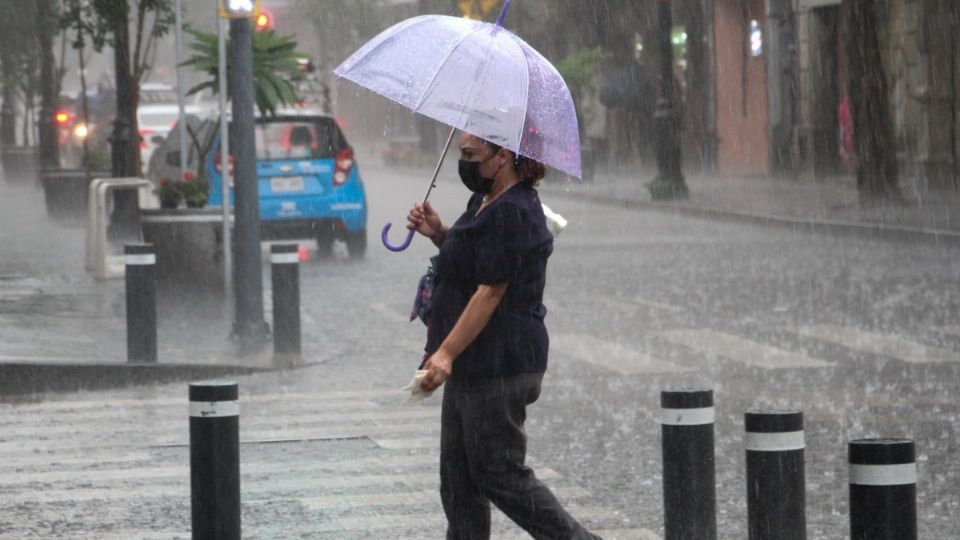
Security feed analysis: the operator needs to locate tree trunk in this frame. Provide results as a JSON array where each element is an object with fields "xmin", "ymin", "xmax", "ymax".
[
  {"xmin": 0, "ymin": 51, "xmax": 17, "ymax": 146},
  {"xmin": 37, "ymin": 0, "xmax": 60, "ymax": 168},
  {"xmin": 844, "ymin": 0, "xmax": 902, "ymax": 204},
  {"xmin": 111, "ymin": 0, "xmax": 139, "ymax": 178}
]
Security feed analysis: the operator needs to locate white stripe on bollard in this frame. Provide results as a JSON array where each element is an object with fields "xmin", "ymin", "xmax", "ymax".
[
  {"xmin": 660, "ymin": 407, "xmax": 715, "ymax": 426},
  {"xmin": 189, "ymin": 401, "xmax": 240, "ymax": 418},
  {"xmin": 125, "ymin": 254, "xmax": 157, "ymax": 265},
  {"xmin": 849, "ymin": 463, "xmax": 917, "ymax": 486},
  {"xmin": 745, "ymin": 430, "xmax": 805, "ymax": 452},
  {"xmin": 270, "ymin": 253, "xmax": 300, "ymax": 264}
]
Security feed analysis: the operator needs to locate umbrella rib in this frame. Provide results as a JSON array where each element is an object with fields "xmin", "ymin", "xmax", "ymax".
[
  {"xmin": 515, "ymin": 40, "xmax": 532, "ymax": 159},
  {"xmin": 412, "ymin": 23, "xmax": 492, "ymax": 115}
]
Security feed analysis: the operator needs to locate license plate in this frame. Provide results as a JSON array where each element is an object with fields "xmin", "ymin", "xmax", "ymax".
[{"xmin": 271, "ymin": 176, "xmax": 304, "ymax": 192}]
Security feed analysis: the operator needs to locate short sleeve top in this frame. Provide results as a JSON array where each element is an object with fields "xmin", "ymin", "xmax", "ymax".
[{"xmin": 425, "ymin": 183, "xmax": 553, "ymax": 379}]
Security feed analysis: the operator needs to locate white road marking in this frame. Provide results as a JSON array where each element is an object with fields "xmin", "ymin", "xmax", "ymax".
[
  {"xmin": 796, "ymin": 325, "xmax": 960, "ymax": 364},
  {"xmin": 657, "ymin": 329, "xmax": 833, "ymax": 369},
  {"xmin": 936, "ymin": 325, "xmax": 960, "ymax": 338},
  {"xmin": 370, "ymin": 301, "xmax": 411, "ymax": 323},
  {"xmin": 551, "ymin": 333, "xmax": 685, "ymax": 374}
]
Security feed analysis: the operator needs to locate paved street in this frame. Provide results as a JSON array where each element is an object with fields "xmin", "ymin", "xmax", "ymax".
[{"xmin": 1, "ymin": 157, "xmax": 959, "ymax": 537}]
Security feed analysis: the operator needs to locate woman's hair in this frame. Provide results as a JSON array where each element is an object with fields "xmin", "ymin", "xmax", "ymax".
[{"xmin": 483, "ymin": 141, "xmax": 547, "ymax": 188}]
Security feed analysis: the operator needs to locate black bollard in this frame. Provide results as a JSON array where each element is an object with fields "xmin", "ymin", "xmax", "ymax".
[
  {"xmin": 125, "ymin": 243, "xmax": 157, "ymax": 363},
  {"xmin": 849, "ymin": 438, "xmax": 917, "ymax": 540},
  {"xmin": 270, "ymin": 244, "xmax": 301, "ymax": 357},
  {"xmin": 745, "ymin": 410, "xmax": 806, "ymax": 540},
  {"xmin": 661, "ymin": 388, "xmax": 716, "ymax": 540},
  {"xmin": 190, "ymin": 381, "xmax": 241, "ymax": 540}
]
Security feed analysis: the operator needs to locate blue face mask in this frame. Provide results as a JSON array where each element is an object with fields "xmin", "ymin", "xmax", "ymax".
[{"xmin": 458, "ymin": 152, "xmax": 499, "ymax": 194}]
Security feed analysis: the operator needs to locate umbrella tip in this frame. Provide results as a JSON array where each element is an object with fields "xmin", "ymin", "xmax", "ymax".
[{"xmin": 495, "ymin": 0, "xmax": 511, "ymax": 27}]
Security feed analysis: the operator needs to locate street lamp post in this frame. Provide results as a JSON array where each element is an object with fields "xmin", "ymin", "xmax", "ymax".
[
  {"xmin": 648, "ymin": 0, "xmax": 689, "ymax": 200},
  {"xmin": 225, "ymin": 0, "xmax": 268, "ymax": 352}
]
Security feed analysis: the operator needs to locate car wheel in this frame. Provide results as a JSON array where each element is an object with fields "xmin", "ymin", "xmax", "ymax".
[
  {"xmin": 346, "ymin": 230, "xmax": 367, "ymax": 259},
  {"xmin": 316, "ymin": 233, "xmax": 335, "ymax": 259}
]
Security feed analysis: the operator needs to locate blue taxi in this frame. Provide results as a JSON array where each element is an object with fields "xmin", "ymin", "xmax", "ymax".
[{"xmin": 205, "ymin": 110, "xmax": 368, "ymax": 257}]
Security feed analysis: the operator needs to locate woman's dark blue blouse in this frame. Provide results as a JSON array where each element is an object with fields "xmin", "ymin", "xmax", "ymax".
[{"xmin": 425, "ymin": 183, "xmax": 553, "ymax": 379}]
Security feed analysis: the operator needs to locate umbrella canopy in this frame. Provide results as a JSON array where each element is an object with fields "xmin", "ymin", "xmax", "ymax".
[{"xmin": 334, "ymin": 13, "xmax": 581, "ymax": 178}]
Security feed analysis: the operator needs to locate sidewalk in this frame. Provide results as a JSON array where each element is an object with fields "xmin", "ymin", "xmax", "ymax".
[{"xmin": 541, "ymin": 167, "xmax": 960, "ymax": 245}]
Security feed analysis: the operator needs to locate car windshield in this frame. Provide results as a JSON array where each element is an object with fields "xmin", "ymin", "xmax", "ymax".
[{"xmin": 254, "ymin": 119, "xmax": 342, "ymax": 160}]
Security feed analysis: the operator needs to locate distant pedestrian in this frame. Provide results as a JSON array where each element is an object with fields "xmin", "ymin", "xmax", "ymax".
[{"xmin": 406, "ymin": 132, "xmax": 602, "ymax": 540}]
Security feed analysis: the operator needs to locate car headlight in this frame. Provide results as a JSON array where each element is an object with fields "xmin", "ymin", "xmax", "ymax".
[{"xmin": 73, "ymin": 124, "xmax": 89, "ymax": 140}]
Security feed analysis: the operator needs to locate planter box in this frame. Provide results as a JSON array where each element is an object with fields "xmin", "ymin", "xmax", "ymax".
[
  {"xmin": 40, "ymin": 168, "xmax": 111, "ymax": 224},
  {"xmin": 140, "ymin": 208, "xmax": 230, "ymax": 297},
  {"xmin": 1, "ymin": 146, "xmax": 37, "ymax": 184}
]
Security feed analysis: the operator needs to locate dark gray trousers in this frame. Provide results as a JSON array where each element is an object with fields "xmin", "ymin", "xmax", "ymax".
[{"xmin": 440, "ymin": 372, "xmax": 602, "ymax": 540}]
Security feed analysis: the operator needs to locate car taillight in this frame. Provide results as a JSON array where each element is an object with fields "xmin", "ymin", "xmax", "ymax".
[
  {"xmin": 333, "ymin": 148, "xmax": 353, "ymax": 186},
  {"xmin": 213, "ymin": 154, "xmax": 233, "ymax": 177},
  {"xmin": 139, "ymin": 129, "xmax": 153, "ymax": 149}
]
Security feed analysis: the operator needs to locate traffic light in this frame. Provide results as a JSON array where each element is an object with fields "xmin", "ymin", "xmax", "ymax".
[
  {"xmin": 219, "ymin": 0, "xmax": 261, "ymax": 18},
  {"xmin": 457, "ymin": 0, "xmax": 498, "ymax": 20},
  {"xmin": 254, "ymin": 10, "xmax": 272, "ymax": 31}
]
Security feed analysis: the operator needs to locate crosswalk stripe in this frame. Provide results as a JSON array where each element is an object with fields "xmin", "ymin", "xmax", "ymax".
[
  {"xmin": 0, "ymin": 452, "xmax": 446, "ymax": 486},
  {"xmin": 370, "ymin": 300, "xmax": 411, "ymax": 323},
  {"xmin": 0, "ymin": 467, "xmax": 566, "ymax": 505},
  {"xmin": 0, "ymin": 389, "xmax": 405, "ymax": 414},
  {"xmin": 936, "ymin": 325, "xmax": 960, "ymax": 338},
  {"xmin": 301, "ymin": 485, "xmax": 591, "ymax": 511},
  {"xmin": 657, "ymin": 329, "xmax": 833, "ymax": 369},
  {"xmin": 796, "ymin": 325, "xmax": 960, "ymax": 364},
  {"xmin": 0, "ymin": 407, "xmax": 440, "ymax": 439},
  {"xmin": 0, "ymin": 384, "xmax": 643, "ymax": 538},
  {"xmin": 453, "ymin": 529, "xmax": 662, "ymax": 540},
  {"xmin": 374, "ymin": 436, "xmax": 438, "ymax": 449},
  {"xmin": 551, "ymin": 333, "xmax": 685, "ymax": 374},
  {"xmin": 214, "ymin": 505, "xmax": 628, "ymax": 538},
  {"xmin": 0, "ymin": 422, "xmax": 440, "ymax": 453}
]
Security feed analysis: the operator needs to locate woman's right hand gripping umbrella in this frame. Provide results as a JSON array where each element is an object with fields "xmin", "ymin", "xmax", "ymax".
[{"xmin": 406, "ymin": 200, "xmax": 447, "ymax": 249}]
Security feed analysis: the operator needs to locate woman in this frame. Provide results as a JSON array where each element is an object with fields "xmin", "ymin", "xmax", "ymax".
[{"xmin": 407, "ymin": 133, "xmax": 601, "ymax": 540}]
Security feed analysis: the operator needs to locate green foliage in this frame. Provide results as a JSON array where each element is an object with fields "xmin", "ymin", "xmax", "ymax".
[
  {"xmin": 62, "ymin": 0, "xmax": 175, "ymax": 82},
  {"xmin": 82, "ymin": 141, "xmax": 111, "ymax": 171},
  {"xmin": 556, "ymin": 47, "xmax": 608, "ymax": 99},
  {"xmin": 158, "ymin": 172, "xmax": 209, "ymax": 208},
  {"xmin": 182, "ymin": 27, "xmax": 310, "ymax": 117}
]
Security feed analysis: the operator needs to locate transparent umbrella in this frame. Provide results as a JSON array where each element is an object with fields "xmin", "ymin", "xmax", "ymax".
[{"xmin": 333, "ymin": 0, "xmax": 580, "ymax": 251}]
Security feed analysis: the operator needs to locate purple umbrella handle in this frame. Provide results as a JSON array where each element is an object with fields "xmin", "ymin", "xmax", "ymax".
[
  {"xmin": 495, "ymin": 0, "xmax": 511, "ymax": 26},
  {"xmin": 382, "ymin": 222, "xmax": 416, "ymax": 252}
]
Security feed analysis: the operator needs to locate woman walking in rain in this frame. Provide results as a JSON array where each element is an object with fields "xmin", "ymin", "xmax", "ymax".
[{"xmin": 407, "ymin": 132, "xmax": 603, "ymax": 540}]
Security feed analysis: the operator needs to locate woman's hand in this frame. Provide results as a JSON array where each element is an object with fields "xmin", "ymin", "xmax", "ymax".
[
  {"xmin": 406, "ymin": 200, "xmax": 442, "ymax": 241},
  {"xmin": 420, "ymin": 350, "xmax": 453, "ymax": 392}
]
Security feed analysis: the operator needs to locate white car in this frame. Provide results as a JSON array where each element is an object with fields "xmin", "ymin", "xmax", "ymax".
[{"xmin": 137, "ymin": 83, "xmax": 213, "ymax": 173}]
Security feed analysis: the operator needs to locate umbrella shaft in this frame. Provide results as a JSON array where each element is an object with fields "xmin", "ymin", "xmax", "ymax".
[{"xmin": 422, "ymin": 126, "xmax": 458, "ymax": 203}]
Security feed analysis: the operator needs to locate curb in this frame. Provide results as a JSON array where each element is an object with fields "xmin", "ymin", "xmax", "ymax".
[
  {"xmin": 0, "ymin": 362, "xmax": 274, "ymax": 399},
  {"xmin": 550, "ymin": 189, "xmax": 960, "ymax": 248}
]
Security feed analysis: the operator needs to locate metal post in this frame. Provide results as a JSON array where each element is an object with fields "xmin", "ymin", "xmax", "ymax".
[
  {"xmin": 849, "ymin": 438, "xmax": 917, "ymax": 540},
  {"xmin": 218, "ymin": 16, "xmax": 233, "ymax": 299},
  {"xmin": 661, "ymin": 388, "xmax": 716, "ymax": 540},
  {"xmin": 230, "ymin": 16, "xmax": 268, "ymax": 351},
  {"xmin": 270, "ymin": 244, "xmax": 301, "ymax": 358},
  {"xmin": 174, "ymin": 0, "xmax": 188, "ymax": 179},
  {"xmin": 650, "ymin": 0, "xmax": 688, "ymax": 200},
  {"xmin": 189, "ymin": 381, "xmax": 241, "ymax": 540},
  {"xmin": 745, "ymin": 410, "xmax": 806, "ymax": 540},
  {"xmin": 125, "ymin": 244, "xmax": 157, "ymax": 364}
]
